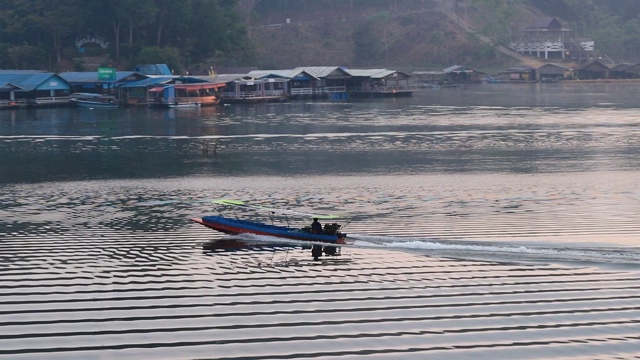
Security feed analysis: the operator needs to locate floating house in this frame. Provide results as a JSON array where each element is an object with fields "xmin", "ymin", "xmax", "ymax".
[
  {"xmin": 59, "ymin": 71, "xmax": 148, "ymax": 96},
  {"xmin": 147, "ymin": 82, "xmax": 225, "ymax": 107},
  {"xmin": 222, "ymin": 77, "xmax": 289, "ymax": 103},
  {"xmin": 443, "ymin": 65, "xmax": 486, "ymax": 83},
  {"xmin": 243, "ymin": 67, "xmax": 349, "ymax": 100},
  {"xmin": 291, "ymin": 66, "xmax": 352, "ymax": 100},
  {"xmin": 410, "ymin": 70, "xmax": 448, "ymax": 87},
  {"xmin": 537, "ymin": 63, "xmax": 572, "ymax": 82},
  {"xmin": 0, "ymin": 70, "xmax": 71, "ymax": 108},
  {"xmin": 501, "ymin": 65, "xmax": 537, "ymax": 81},
  {"xmin": 608, "ymin": 63, "xmax": 640, "ymax": 79},
  {"xmin": 575, "ymin": 59, "xmax": 610, "ymax": 79},
  {"xmin": 346, "ymin": 69, "xmax": 412, "ymax": 97},
  {"xmin": 119, "ymin": 75, "xmax": 210, "ymax": 106}
]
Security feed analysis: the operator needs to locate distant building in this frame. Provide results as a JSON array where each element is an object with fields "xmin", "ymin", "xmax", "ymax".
[
  {"xmin": 511, "ymin": 17, "xmax": 573, "ymax": 60},
  {"xmin": 510, "ymin": 16, "xmax": 599, "ymax": 63}
]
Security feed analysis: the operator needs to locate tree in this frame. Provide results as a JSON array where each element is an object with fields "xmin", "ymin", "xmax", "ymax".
[
  {"xmin": 0, "ymin": 0, "xmax": 87, "ymax": 64},
  {"xmin": 353, "ymin": 12, "xmax": 389, "ymax": 66},
  {"xmin": 8, "ymin": 45, "xmax": 47, "ymax": 69},
  {"xmin": 107, "ymin": 0, "xmax": 158, "ymax": 62},
  {"xmin": 153, "ymin": 0, "xmax": 193, "ymax": 47}
]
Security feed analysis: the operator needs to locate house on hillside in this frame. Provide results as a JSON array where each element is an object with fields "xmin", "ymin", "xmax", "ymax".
[
  {"xmin": 0, "ymin": 70, "xmax": 71, "ymax": 108},
  {"xmin": 511, "ymin": 17, "xmax": 574, "ymax": 60}
]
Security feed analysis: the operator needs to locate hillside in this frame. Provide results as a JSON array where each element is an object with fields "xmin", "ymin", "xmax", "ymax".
[{"xmin": 248, "ymin": 0, "xmax": 554, "ymax": 71}]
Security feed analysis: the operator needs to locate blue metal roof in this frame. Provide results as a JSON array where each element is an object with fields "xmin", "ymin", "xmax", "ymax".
[
  {"xmin": 133, "ymin": 64, "xmax": 172, "ymax": 75},
  {"xmin": 120, "ymin": 76, "xmax": 175, "ymax": 88},
  {"xmin": 0, "ymin": 82, "xmax": 22, "ymax": 90},
  {"xmin": 120, "ymin": 75, "xmax": 210, "ymax": 88},
  {"xmin": 58, "ymin": 71, "xmax": 143, "ymax": 83},
  {"xmin": 0, "ymin": 72, "xmax": 70, "ymax": 91}
]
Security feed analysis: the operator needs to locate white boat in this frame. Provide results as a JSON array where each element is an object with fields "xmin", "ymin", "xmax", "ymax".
[
  {"xmin": 168, "ymin": 102, "xmax": 201, "ymax": 108},
  {"xmin": 70, "ymin": 93, "xmax": 119, "ymax": 108}
]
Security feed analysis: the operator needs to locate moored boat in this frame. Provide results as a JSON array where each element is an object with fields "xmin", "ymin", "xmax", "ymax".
[
  {"xmin": 70, "ymin": 93, "xmax": 119, "ymax": 108},
  {"xmin": 148, "ymin": 83, "xmax": 223, "ymax": 108}
]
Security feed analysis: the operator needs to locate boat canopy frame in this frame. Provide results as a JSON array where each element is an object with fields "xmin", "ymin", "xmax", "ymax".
[{"xmin": 210, "ymin": 199, "xmax": 352, "ymax": 230}]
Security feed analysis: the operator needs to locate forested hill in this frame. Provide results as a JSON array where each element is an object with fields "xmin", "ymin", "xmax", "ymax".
[
  {"xmin": 0, "ymin": 0, "xmax": 638, "ymax": 72},
  {"xmin": 248, "ymin": 0, "xmax": 640, "ymax": 70}
]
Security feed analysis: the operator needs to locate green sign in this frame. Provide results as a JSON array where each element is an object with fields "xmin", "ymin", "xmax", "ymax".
[{"xmin": 98, "ymin": 67, "xmax": 116, "ymax": 81}]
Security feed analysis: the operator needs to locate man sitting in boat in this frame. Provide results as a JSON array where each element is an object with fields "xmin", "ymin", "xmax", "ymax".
[{"xmin": 311, "ymin": 218, "xmax": 323, "ymax": 234}]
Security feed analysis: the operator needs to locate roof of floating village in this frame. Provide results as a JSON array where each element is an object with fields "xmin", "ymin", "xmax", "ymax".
[
  {"xmin": 133, "ymin": 64, "xmax": 173, "ymax": 76},
  {"xmin": 245, "ymin": 67, "xmax": 410, "ymax": 80},
  {"xmin": 120, "ymin": 75, "xmax": 210, "ymax": 88},
  {"xmin": 0, "ymin": 70, "xmax": 70, "ymax": 91},
  {"xmin": 247, "ymin": 69, "xmax": 320, "ymax": 80},
  {"xmin": 59, "ymin": 71, "xmax": 146, "ymax": 84},
  {"xmin": 345, "ymin": 69, "xmax": 411, "ymax": 79}
]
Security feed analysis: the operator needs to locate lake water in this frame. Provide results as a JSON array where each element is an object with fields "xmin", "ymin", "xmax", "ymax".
[{"xmin": 2, "ymin": 82, "xmax": 640, "ymax": 359}]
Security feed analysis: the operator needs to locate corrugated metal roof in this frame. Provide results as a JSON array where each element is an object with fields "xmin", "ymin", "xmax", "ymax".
[
  {"xmin": 134, "ymin": 64, "xmax": 172, "ymax": 75},
  {"xmin": 247, "ymin": 69, "xmax": 292, "ymax": 78},
  {"xmin": 576, "ymin": 59, "xmax": 610, "ymax": 71},
  {"xmin": 208, "ymin": 74, "xmax": 249, "ymax": 84},
  {"xmin": 293, "ymin": 66, "xmax": 349, "ymax": 79},
  {"xmin": 524, "ymin": 16, "xmax": 570, "ymax": 32},
  {"xmin": 0, "ymin": 70, "xmax": 46, "ymax": 74},
  {"xmin": 120, "ymin": 75, "xmax": 209, "ymax": 88},
  {"xmin": 505, "ymin": 65, "xmax": 536, "ymax": 72},
  {"xmin": 59, "ymin": 71, "xmax": 142, "ymax": 83},
  {"xmin": 0, "ymin": 82, "xmax": 22, "ymax": 90},
  {"xmin": 120, "ymin": 76, "xmax": 175, "ymax": 88},
  {"xmin": 346, "ymin": 69, "xmax": 395, "ymax": 78},
  {"xmin": 443, "ymin": 65, "xmax": 474, "ymax": 73},
  {"xmin": 537, "ymin": 63, "xmax": 570, "ymax": 70},
  {"xmin": 0, "ymin": 72, "xmax": 69, "ymax": 91}
]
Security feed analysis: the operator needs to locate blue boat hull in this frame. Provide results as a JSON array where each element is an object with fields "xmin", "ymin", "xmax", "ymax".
[{"xmin": 191, "ymin": 216, "xmax": 347, "ymax": 244}]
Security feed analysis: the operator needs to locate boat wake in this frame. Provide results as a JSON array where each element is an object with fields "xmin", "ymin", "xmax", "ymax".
[
  {"xmin": 349, "ymin": 234, "xmax": 640, "ymax": 268},
  {"xmin": 213, "ymin": 232, "xmax": 640, "ymax": 268}
]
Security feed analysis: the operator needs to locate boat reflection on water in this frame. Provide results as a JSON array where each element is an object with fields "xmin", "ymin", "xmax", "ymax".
[
  {"xmin": 201, "ymin": 238, "xmax": 305, "ymax": 253},
  {"xmin": 201, "ymin": 238, "xmax": 353, "ymax": 267}
]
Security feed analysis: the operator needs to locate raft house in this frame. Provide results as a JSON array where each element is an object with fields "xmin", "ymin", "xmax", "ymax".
[
  {"xmin": 346, "ymin": 69, "xmax": 412, "ymax": 97},
  {"xmin": 58, "ymin": 70, "xmax": 148, "ymax": 101},
  {"xmin": 0, "ymin": 70, "xmax": 71, "ymax": 109}
]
